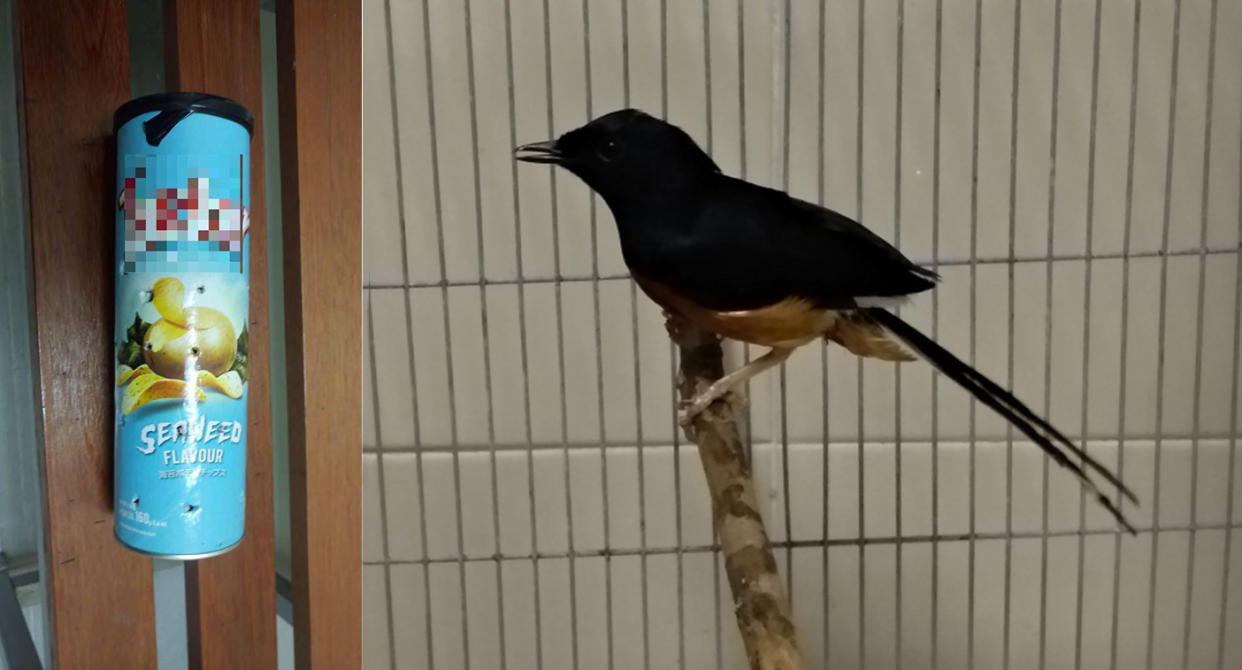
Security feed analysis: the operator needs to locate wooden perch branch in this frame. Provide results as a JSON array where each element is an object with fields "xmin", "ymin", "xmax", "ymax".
[{"xmin": 667, "ymin": 316, "xmax": 806, "ymax": 670}]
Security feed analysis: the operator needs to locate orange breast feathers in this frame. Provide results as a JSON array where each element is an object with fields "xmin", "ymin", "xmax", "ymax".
[{"xmin": 633, "ymin": 276, "xmax": 913, "ymax": 361}]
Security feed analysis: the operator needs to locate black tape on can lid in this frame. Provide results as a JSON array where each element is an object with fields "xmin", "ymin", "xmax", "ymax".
[{"xmin": 113, "ymin": 92, "xmax": 254, "ymax": 147}]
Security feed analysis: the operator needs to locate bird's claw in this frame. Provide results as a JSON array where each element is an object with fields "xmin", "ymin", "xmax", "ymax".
[
  {"xmin": 677, "ymin": 391, "xmax": 747, "ymax": 427},
  {"xmin": 677, "ymin": 398, "xmax": 709, "ymax": 427}
]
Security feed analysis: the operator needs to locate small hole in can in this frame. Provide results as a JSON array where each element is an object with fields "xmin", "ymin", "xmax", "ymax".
[{"xmin": 184, "ymin": 504, "xmax": 198, "ymax": 514}]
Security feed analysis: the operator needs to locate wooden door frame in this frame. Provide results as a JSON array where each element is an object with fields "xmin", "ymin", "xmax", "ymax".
[
  {"xmin": 276, "ymin": 1, "xmax": 362, "ymax": 666},
  {"xmin": 15, "ymin": 1, "xmax": 157, "ymax": 667}
]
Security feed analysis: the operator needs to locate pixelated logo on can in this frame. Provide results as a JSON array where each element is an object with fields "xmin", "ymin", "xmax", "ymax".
[{"xmin": 113, "ymin": 93, "xmax": 253, "ymax": 559}]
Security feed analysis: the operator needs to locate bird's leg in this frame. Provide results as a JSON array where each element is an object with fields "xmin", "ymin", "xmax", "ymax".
[{"xmin": 679, "ymin": 346, "xmax": 794, "ymax": 425}]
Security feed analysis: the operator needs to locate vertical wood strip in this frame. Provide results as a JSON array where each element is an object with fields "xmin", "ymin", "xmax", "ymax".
[
  {"xmin": 276, "ymin": 0, "xmax": 362, "ymax": 667},
  {"xmin": 163, "ymin": 1, "xmax": 277, "ymax": 667},
  {"xmin": 15, "ymin": 1, "xmax": 158, "ymax": 668}
]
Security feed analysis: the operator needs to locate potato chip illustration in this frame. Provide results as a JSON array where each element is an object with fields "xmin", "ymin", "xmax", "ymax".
[
  {"xmin": 116, "ymin": 364, "xmax": 154, "ymax": 386},
  {"xmin": 197, "ymin": 369, "xmax": 244, "ymax": 399},
  {"xmin": 121, "ymin": 374, "xmax": 206, "ymax": 415},
  {"xmin": 145, "ymin": 319, "xmax": 191, "ymax": 353},
  {"xmin": 151, "ymin": 276, "xmax": 187, "ymax": 325},
  {"xmin": 121, "ymin": 373, "xmax": 162, "ymax": 408}
]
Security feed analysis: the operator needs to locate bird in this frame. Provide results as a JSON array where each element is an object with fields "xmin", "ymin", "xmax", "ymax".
[{"xmin": 515, "ymin": 108, "xmax": 1138, "ymax": 533}]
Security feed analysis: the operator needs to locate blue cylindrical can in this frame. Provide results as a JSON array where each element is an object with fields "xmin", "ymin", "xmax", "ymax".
[{"xmin": 112, "ymin": 93, "xmax": 254, "ymax": 559}]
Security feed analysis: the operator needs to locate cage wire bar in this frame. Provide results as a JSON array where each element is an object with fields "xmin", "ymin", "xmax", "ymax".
[{"xmin": 363, "ymin": 0, "xmax": 1242, "ymax": 668}]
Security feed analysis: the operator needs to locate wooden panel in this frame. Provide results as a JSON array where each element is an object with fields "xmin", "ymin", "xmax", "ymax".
[
  {"xmin": 15, "ymin": 1, "xmax": 158, "ymax": 668},
  {"xmin": 276, "ymin": 0, "xmax": 362, "ymax": 667},
  {"xmin": 163, "ymin": 1, "xmax": 278, "ymax": 668}
]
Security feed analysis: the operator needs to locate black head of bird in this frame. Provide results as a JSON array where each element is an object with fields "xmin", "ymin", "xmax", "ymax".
[{"xmin": 514, "ymin": 109, "xmax": 718, "ymax": 213}]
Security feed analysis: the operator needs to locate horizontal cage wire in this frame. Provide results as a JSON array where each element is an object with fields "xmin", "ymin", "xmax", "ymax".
[{"xmin": 362, "ymin": 0, "xmax": 1242, "ymax": 668}]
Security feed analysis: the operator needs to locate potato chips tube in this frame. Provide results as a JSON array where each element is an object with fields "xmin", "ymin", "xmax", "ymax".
[{"xmin": 113, "ymin": 93, "xmax": 253, "ymax": 559}]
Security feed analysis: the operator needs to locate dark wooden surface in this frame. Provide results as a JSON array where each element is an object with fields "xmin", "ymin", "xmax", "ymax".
[
  {"xmin": 16, "ymin": 1, "xmax": 158, "ymax": 668},
  {"xmin": 277, "ymin": 0, "xmax": 362, "ymax": 667},
  {"xmin": 164, "ymin": 1, "xmax": 278, "ymax": 667}
]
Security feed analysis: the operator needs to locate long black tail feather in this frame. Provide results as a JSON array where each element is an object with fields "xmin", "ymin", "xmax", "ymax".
[{"xmin": 865, "ymin": 307, "xmax": 1139, "ymax": 535}]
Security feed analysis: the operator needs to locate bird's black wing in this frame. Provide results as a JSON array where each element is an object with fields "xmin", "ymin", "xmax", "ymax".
[{"xmin": 634, "ymin": 175, "xmax": 937, "ymax": 312}]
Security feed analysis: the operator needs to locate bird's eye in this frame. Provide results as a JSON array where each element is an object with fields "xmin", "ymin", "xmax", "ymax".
[{"xmin": 597, "ymin": 139, "xmax": 622, "ymax": 162}]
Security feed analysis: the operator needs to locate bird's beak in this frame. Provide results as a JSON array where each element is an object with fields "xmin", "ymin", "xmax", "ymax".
[{"xmin": 514, "ymin": 140, "xmax": 562, "ymax": 164}]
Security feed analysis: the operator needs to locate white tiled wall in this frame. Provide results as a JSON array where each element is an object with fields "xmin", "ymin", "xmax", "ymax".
[{"xmin": 363, "ymin": 0, "xmax": 1242, "ymax": 667}]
